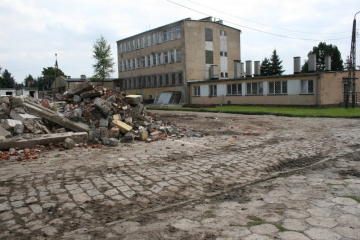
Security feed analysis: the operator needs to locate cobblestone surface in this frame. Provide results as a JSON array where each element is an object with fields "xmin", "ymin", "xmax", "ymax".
[{"xmin": 0, "ymin": 111, "xmax": 360, "ymax": 239}]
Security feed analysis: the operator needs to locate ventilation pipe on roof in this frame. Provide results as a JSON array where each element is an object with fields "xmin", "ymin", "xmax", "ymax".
[
  {"xmin": 325, "ymin": 55, "xmax": 331, "ymax": 71},
  {"xmin": 240, "ymin": 62, "xmax": 245, "ymax": 77},
  {"xmin": 234, "ymin": 60, "xmax": 241, "ymax": 78},
  {"xmin": 308, "ymin": 53, "xmax": 316, "ymax": 72},
  {"xmin": 294, "ymin": 56, "xmax": 301, "ymax": 74},
  {"xmin": 246, "ymin": 60, "xmax": 252, "ymax": 77},
  {"xmin": 254, "ymin": 61, "xmax": 260, "ymax": 76}
]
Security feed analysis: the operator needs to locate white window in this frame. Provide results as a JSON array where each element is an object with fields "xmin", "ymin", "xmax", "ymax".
[
  {"xmin": 158, "ymin": 74, "xmax": 163, "ymax": 86},
  {"xmin": 171, "ymin": 73, "xmax": 176, "ymax": 85},
  {"xmin": 301, "ymin": 80, "xmax": 314, "ymax": 94},
  {"xmin": 152, "ymin": 54, "xmax": 157, "ymax": 66},
  {"xmin": 157, "ymin": 32, "xmax": 162, "ymax": 44},
  {"xmin": 209, "ymin": 85, "xmax": 217, "ymax": 96},
  {"xmin": 141, "ymin": 57, "xmax": 145, "ymax": 68},
  {"xmin": 246, "ymin": 82, "xmax": 263, "ymax": 95},
  {"xmin": 152, "ymin": 33, "xmax": 156, "ymax": 45},
  {"xmin": 131, "ymin": 40, "xmax": 135, "ymax": 51},
  {"xmin": 164, "ymin": 51, "xmax": 168, "ymax": 63},
  {"xmin": 147, "ymin": 55, "xmax": 151, "ymax": 67},
  {"xmin": 227, "ymin": 83, "xmax": 242, "ymax": 95},
  {"xmin": 178, "ymin": 72, "xmax": 183, "ymax": 85},
  {"xmin": 269, "ymin": 81, "xmax": 287, "ymax": 94},
  {"xmin": 141, "ymin": 37, "xmax": 146, "ymax": 48},
  {"xmin": 147, "ymin": 35, "xmax": 151, "ymax": 46},
  {"xmin": 163, "ymin": 30, "xmax": 168, "ymax": 42},
  {"xmin": 193, "ymin": 86, "xmax": 200, "ymax": 96},
  {"xmin": 175, "ymin": 26, "xmax": 181, "ymax": 39},
  {"xmin": 169, "ymin": 28, "xmax": 175, "ymax": 40},
  {"xmin": 170, "ymin": 50, "xmax": 175, "ymax": 63},
  {"xmin": 176, "ymin": 49, "xmax": 181, "ymax": 62}
]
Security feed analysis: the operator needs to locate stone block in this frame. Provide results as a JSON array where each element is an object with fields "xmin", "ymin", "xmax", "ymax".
[
  {"xmin": 110, "ymin": 119, "xmax": 132, "ymax": 134},
  {"xmin": 102, "ymin": 137, "xmax": 110, "ymax": 145},
  {"xmin": 3, "ymin": 119, "xmax": 22, "ymax": 130},
  {"xmin": 14, "ymin": 124, "xmax": 24, "ymax": 134},
  {"xmin": 109, "ymin": 138, "xmax": 119, "ymax": 146},
  {"xmin": 123, "ymin": 133, "xmax": 134, "ymax": 143},
  {"xmin": 64, "ymin": 138, "xmax": 75, "ymax": 149},
  {"xmin": 99, "ymin": 118, "xmax": 108, "ymax": 127}
]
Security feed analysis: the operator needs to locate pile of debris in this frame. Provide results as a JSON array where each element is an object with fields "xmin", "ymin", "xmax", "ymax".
[{"xmin": 0, "ymin": 81, "xmax": 203, "ymax": 152}]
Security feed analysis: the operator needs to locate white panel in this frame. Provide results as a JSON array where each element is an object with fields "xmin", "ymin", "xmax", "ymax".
[
  {"xmin": 205, "ymin": 41, "xmax": 213, "ymax": 51},
  {"xmin": 205, "ymin": 64, "xmax": 211, "ymax": 79},
  {"xmin": 200, "ymin": 85, "xmax": 209, "ymax": 97},
  {"xmin": 288, "ymin": 80, "xmax": 301, "ymax": 95},
  {"xmin": 157, "ymin": 92, "xmax": 173, "ymax": 104},
  {"xmin": 220, "ymin": 35, "xmax": 227, "ymax": 51},
  {"xmin": 218, "ymin": 84, "xmax": 226, "ymax": 96},
  {"xmin": 221, "ymin": 57, "xmax": 227, "ymax": 73},
  {"xmin": 263, "ymin": 81, "xmax": 268, "ymax": 94}
]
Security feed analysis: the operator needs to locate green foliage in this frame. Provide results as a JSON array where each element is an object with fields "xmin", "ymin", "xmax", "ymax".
[
  {"xmin": 270, "ymin": 49, "xmax": 285, "ymax": 75},
  {"xmin": 92, "ymin": 35, "xmax": 115, "ymax": 85},
  {"xmin": 0, "ymin": 69, "xmax": 16, "ymax": 88},
  {"xmin": 24, "ymin": 74, "xmax": 36, "ymax": 87},
  {"xmin": 301, "ymin": 42, "xmax": 344, "ymax": 72},
  {"xmin": 342, "ymin": 195, "xmax": 360, "ymax": 203},
  {"xmin": 260, "ymin": 57, "xmax": 272, "ymax": 76},
  {"xmin": 147, "ymin": 105, "xmax": 360, "ymax": 118},
  {"xmin": 260, "ymin": 50, "xmax": 285, "ymax": 76}
]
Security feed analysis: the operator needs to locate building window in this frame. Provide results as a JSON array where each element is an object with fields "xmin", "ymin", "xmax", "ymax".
[
  {"xmin": 163, "ymin": 30, "xmax": 168, "ymax": 42},
  {"xmin": 158, "ymin": 75, "xmax": 163, "ymax": 86},
  {"xmin": 246, "ymin": 82, "xmax": 263, "ymax": 95},
  {"xmin": 269, "ymin": 81, "xmax": 287, "ymax": 95},
  {"xmin": 227, "ymin": 83, "xmax": 242, "ymax": 95},
  {"xmin": 152, "ymin": 54, "xmax": 157, "ymax": 66},
  {"xmin": 131, "ymin": 59, "xmax": 135, "ymax": 69},
  {"xmin": 193, "ymin": 86, "xmax": 200, "ymax": 96},
  {"xmin": 209, "ymin": 85, "xmax": 217, "ymax": 96},
  {"xmin": 220, "ymin": 51, "xmax": 223, "ymax": 56},
  {"xmin": 178, "ymin": 72, "xmax": 183, "ymax": 85},
  {"xmin": 152, "ymin": 34, "xmax": 156, "ymax": 45},
  {"xmin": 147, "ymin": 35, "xmax": 151, "ymax": 46},
  {"xmin": 225, "ymin": 72, "xmax": 228, "ymax": 77},
  {"xmin": 171, "ymin": 73, "xmax": 176, "ymax": 85},
  {"xmin": 170, "ymin": 50, "xmax": 175, "ymax": 63},
  {"xmin": 164, "ymin": 51, "xmax": 169, "ymax": 64},
  {"xmin": 146, "ymin": 76, "xmax": 151, "ymax": 87},
  {"xmin": 169, "ymin": 28, "xmax": 175, "ymax": 40},
  {"xmin": 205, "ymin": 28, "xmax": 213, "ymax": 41},
  {"xmin": 175, "ymin": 26, "xmax": 181, "ymax": 39},
  {"xmin": 141, "ymin": 37, "xmax": 146, "ymax": 48},
  {"xmin": 141, "ymin": 77, "xmax": 146, "ymax": 88},
  {"xmin": 147, "ymin": 55, "xmax": 151, "ymax": 67},
  {"xmin": 205, "ymin": 50, "xmax": 213, "ymax": 64},
  {"xmin": 221, "ymin": 72, "xmax": 224, "ymax": 78},
  {"xmin": 157, "ymin": 32, "xmax": 162, "ymax": 44},
  {"xmin": 176, "ymin": 49, "xmax": 181, "ymax": 62},
  {"xmin": 165, "ymin": 74, "xmax": 169, "ymax": 86},
  {"xmin": 301, "ymin": 80, "xmax": 314, "ymax": 94}
]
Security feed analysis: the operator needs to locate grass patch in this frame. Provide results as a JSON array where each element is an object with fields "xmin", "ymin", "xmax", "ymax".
[
  {"xmin": 204, "ymin": 210, "xmax": 213, "ymax": 215},
  {"xmin": 275, "ymin": 223, "xmax": 290, "ymax": 232},
  {"xmin": 245, "ymin": 217, "xmax": 265, "ymax": 227},
  {"xmin": 147, "ymin": 105, "xmax": 360, "ymax": 118},
  {"xmin": 342, "ymin": 195, "xmax": 360, "ymax": 203}
]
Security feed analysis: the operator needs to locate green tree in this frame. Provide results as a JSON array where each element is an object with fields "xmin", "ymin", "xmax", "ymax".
[
  {"xmin": 92, "ymin": 35, "xmax": 115, "ymax": 85},
  {"xmin": 41, "ymin": 67, "xmax": 66, "ymax": 90},
  {"xmin": 301, "ymin": 42, "xmax": 344, "ymax": 72},
  {"xmin": 1, "ymin": 69, "xmax": 16, "ymax": 88},
  {"xmin": 260, "ymin": 57, "xmax": 272, "ymax": 76},
  {"xmin": 0, "ymin": 67, "xmax": 3, "ymax": 87},
  {"xmin": 270, "ymin": 49, "xmax": 285, "ymax": 75},
  {"xmin": 24, "ymin": 74, "xmax": 36, "ymax": 87}
]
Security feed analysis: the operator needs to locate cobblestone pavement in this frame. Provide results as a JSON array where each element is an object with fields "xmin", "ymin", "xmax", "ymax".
[{"xmin": 0, "ymin": 111, "xmax": 359, "ymax": 239}]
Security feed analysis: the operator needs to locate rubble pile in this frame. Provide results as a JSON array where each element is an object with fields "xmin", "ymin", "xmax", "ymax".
[{"xmin": 0, "ymin": 81, "xmax": 203, "ymax": 152}]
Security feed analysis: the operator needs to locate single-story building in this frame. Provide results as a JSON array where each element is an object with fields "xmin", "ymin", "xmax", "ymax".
[
  {"xmin": 187, "ymin": 70, "xmax": 359, "ymax": 107},
  {"xmin": 0, "ymin": 88, "xmax": 39, "ymax": 99}
]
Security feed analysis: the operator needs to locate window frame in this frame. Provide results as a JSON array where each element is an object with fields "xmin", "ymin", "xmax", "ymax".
[
  {"xmin": 227, "ymin": 83, "xmax": 242, "ymax": 96},
  {"xmin": 209, "ymin": 84, "xmax": 217, "ymax": 96},
  {"xmin": 246, "ymin": 82, "xmax": 264, "ymax": 95},
  {"xmin": 300, "ymin": 80, "xmax": 314, "ymax": 94},
  {"xmin": 193, "ymin": 86, "xmax": 200, "ymax": 96},
  {"xmin": 268, "ymin": 81, "xmax": 288, "ymax": 95}
]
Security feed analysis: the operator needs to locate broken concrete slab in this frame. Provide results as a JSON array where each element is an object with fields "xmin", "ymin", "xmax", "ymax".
[
  {"xmin": 0, "ymin": 125, "xmax": 11, "ymax": 137},
  {"xmin": 3, "ymin": 119, "xmax": 22, "ymax": 130},
  {"xmin": 110, "ymin": 119, "xmax": 132, "ymax": 134},
  {"xmin": 64, "ymin": 81, "xmax": 94, "ymax": 97},
  {"xmin": 10, "ymin": 110, "xmax": 41, "ymax": 122},
  {"xmin": 0, "ymin": 132, "xmax": 88, "ymax": 150},
  {"xmin": 124, "ymin": 95, "xmax": 143, "ymax": 106},
  {"xmin": 11, "ymin": 96, "xmax": 90, "ymax": 133}
]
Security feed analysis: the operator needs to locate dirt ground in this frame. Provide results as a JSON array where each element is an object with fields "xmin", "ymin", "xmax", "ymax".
[{"xmin": 1, "ymin": 110, "xmax": 360, "ymax": 239}]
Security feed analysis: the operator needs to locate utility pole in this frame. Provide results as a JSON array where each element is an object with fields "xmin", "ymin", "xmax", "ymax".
[
  {"xmin": 55, "ymin": 53, "xmax": 58, "ymax": 97},
  {"xmin": 347, "ymin": 11, "xmax": 359, "ymax": 108}
]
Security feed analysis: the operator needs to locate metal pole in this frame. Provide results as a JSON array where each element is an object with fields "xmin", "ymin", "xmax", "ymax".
[{"xmin": 350, "ymin": 11, "xmax": 359, "ymax": 108}]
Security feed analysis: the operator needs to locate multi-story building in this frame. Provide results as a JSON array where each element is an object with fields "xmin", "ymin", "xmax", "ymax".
[{"xmin": 113, "ymin": 17, "xmax": 241, "ymax": 103}]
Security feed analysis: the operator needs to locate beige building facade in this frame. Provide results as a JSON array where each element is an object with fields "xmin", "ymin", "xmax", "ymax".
[
  {"xmin": 188, "ymin": 71, "xmax": 360, "ymax": 107},
  {"xmin": 114, "ymin": 17, "xmax": 241, "ymax": 103}
]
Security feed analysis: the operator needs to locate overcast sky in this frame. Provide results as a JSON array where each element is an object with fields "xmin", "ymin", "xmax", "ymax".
[{"xmin": 0, "ymin": 0, "xmax": 358, "ymax": 83}]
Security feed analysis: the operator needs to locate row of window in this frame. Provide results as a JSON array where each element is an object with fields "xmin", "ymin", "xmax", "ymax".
[
  {"xmin": 121, "ymin": 72, "xmax": 183, "ymax": 90},
  {"xmin": 119, "ymin": 26, "xmax": 181, "ymax": 54},
  {"xmin": 193, "ymin": 80, "xmax": 314, "ymax": 96},
  {"xmin": 120, "ymin": 49, "xmax": 181, "ymax": 72}
]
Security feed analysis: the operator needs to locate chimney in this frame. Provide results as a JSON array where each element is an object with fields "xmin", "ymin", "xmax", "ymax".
[
  {"xmin": 325, "ymin": 55, "xmax": 331, "ymax": 71},
  {"xmin": 234, "ymin": 60, "xmax": 241, "ymax": 78},
  {"xmin": 81, "ymin": 74, "xmax": 86, "ymax": 80},
  {"xmin": 246, "ymin": 60, "xmax": 253, "ymax": 77},
  {"xmin": 240, "ymin": 62, "xmax": 245, "ymax": 77},
  {"xmin": 254, "ymin": 61, "xmax": 260, "ymax": 76},
  {"xmin": 293, "ymin": 56, "xmax": 301, "ymax": 74},
  {"xmin": 308, "ymin": 53, "xmax": 316, "ymax": 72}
]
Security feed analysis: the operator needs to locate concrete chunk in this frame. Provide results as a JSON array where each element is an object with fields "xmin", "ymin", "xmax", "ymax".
[
  {"xmin": 108, "ymin": 138, "xmax": 119, "ymax": 146},
  {"xmin": 64, "ymin": 138, "xmax": 76, "ymax": 149},
  {"xmin": 0, "ymin": 132, "xmax": 88, "ymax": 150},
  {"xmin": 3, "ymin": 119, "xmax": 22, "ymax": 130},
  {"xmin": 0, "ymin": 125, "xmax": 11, "ymax": 137},
  {"xmin": 110, "ymin": 120, "xmax": 132, "ymax": 134}
]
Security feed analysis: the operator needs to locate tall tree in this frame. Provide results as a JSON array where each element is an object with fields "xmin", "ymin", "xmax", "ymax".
[
  {"xmin": 41, "ymin": 67, "xmax": 66, "ymax": 90},
  {"xmin": 260, "ymin": 57, "xmax": 272, "ymax": 76},
  {"xmin": 92, "ymin": 35, "xmax": 115, "ymax": 85},
  {"xmin": 24, "ymin": 74, "xmax": 36, "ymax": 87},
  {"xmin": 1, "ymin": 69, "xmax": 16, "ymax": 88},
  {"xmin": 301, "ymin": 42, "xmax": 344, "ymax": 72},
  {"xmin": 0, "ymin": 67, "xmax": 3, "ymax": 87},
  {"xmin": 270, "ymin": 49, "xmax": 285, "ymax": 75}
]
